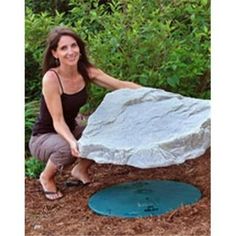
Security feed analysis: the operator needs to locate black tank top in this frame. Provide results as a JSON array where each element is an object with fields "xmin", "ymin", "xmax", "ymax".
[{"xmin": 32, "ymin": 70, "xmax": 88, "ymax": 135}]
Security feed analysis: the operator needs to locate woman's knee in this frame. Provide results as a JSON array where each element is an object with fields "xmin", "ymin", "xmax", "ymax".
[
  {"xmin": 50, "ymin": 148, "xmax": 76, "ymax": 168},
  {"xmin": 28, "ymin": 133, "xmax": 77, "ymax": 168}
]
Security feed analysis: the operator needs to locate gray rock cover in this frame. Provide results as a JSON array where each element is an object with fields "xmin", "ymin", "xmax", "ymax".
[{"xmin": 78, "ymin": 88, "xmax": 210, "ymax": 168}]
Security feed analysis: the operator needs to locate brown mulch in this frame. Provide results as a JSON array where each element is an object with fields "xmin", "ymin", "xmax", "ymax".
[{"xmin": 25, "ymin": 149, "xmax": 210, "ymax": 236}]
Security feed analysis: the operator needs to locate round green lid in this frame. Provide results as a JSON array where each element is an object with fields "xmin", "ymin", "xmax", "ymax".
[{"xmin": 88, "ymin": 180, "xmax": 201, "ymax": 218}]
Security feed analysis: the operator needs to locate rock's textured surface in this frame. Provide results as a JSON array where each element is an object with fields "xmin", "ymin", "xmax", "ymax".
[{"xmin": 78, "ymin": 88, "xmax": 210, "ymax": 168}]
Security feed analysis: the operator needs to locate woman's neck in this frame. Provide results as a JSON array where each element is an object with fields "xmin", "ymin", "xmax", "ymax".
[{"xmin": 58, "ymin": 65, "xmax": 78, "ymax": 80}]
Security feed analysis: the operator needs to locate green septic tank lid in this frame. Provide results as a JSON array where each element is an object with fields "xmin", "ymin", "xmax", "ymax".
[{"xmin": 88, "ymin": 180, "xmax": 201, "ymax": 218}]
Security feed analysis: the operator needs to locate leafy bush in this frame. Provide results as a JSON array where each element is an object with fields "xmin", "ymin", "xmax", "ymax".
[
  {"xmin": 85, "ymin": 0, "xmax": 210, "ymax": 100},
  {"xmin": 25, "ymin": 157, "xmax": 45, "ymax": 178},
  {"xmin": 26, "ymin": 0, "xmax": 210, "ymax": 106},
  {"xmin": 25, "ymin": 100, "xmax": 40, "ymax": 158},
  {"xmin": 25, "ymin": 7, "xmax": 66, "ymax": 101},
  {"xmin": 25, "ymin": 0, "xmax": 71, "ymax": 15}
]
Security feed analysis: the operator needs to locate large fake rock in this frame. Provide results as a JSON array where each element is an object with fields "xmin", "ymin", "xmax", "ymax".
[{"xmin": 78, "ymin": 88, "xmax": 210, "ymax": 168}]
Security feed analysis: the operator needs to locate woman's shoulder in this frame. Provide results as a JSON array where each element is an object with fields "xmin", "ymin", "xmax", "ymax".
[
  {"xmin": 87, "ymin": 66, "xmax": 103, "ymax": 80},
  {"xmin": 42, "ymin": 69, "xmax": 61, "ymax": 90},
  {"xmin": 43, "ymin": 69, "xmax": 59, "ymax": 83}
]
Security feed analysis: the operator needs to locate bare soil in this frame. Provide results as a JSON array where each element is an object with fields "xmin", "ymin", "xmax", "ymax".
[{"xmin": 25, "ymin": 149, "xmax": 210, "ymax": 236}]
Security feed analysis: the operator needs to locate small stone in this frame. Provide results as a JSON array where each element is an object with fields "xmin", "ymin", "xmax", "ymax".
[
  {"xmin": 56, "ymin": 222, "xmax": 64, "ymax": 226},
  {"xmin": 78, "ymin": 88, "xmax": 210, "ymax": 168},
  {"xmin": 33, "ymin": 224, "xmax": 42, "ymax": 230}
]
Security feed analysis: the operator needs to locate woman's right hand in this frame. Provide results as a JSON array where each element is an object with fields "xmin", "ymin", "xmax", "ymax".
[{"xmin": 69, "ymin": 140, "xmax": 80, "ymax": 157}]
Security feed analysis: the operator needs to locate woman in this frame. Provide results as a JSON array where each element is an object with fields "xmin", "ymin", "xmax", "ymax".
[{"xmin": 29, "ymin": 26, "xmax": 141, "ymax": 200}]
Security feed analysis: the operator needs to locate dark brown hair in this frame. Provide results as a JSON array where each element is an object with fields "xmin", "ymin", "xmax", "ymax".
[{"xmin": 42, "ymin": 26, "xmax": 93, "ymax": 84}]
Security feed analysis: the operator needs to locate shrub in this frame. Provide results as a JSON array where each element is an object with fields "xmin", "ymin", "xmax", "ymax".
[
  {"xmin": 26, "ymin": 0, "xmax": 210, "ymax": 107},
  {"xmin": 25, "ymin": 157, "xmax": 45, "ymax": 178},
  {"xmin": 85, "ymin": 0, "xmax": 210, "ymax": 100},
  {"xmin": 25, "ymin": 7, "xmax": 66, "ymax": 101},
  {"xmin": 25, "ymin": 100, "xmax": 40, "ymax": 158},
  {"xmin": 25, "ymin": 0, "xmax": 71, "ymax": 15}
]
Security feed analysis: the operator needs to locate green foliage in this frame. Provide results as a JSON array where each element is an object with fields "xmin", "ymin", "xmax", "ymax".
[
  {"xmin": 25, "ymin": 7, "xmax": 66, "ymax": 101},
  {"xmin": 25, "ymin": 157, "xmax": 45, "ymax": 178},
  {"xmin": 85, "ymin": 0, "xmax": 210, "ymax": 99},
  {"xmin": 25, "ymin": 0, "xmax": 71, "ymax": 15},
  {"xmin": 25, "ymin": 100, "xmax": 40, "ymax": 158},
  {"xmin": 26, "ymin": 0, "xmax": 210, "ymax": 105}
]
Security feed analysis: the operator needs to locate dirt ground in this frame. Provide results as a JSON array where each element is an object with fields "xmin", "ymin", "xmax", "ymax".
[{"xmin": 25, "ymin": 149, "xmax": 210, "ymax": 236}]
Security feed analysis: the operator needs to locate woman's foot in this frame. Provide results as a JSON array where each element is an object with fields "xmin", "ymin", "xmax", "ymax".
[
  {"xmin": 39, "ymin": 173, "xmax": 63, "ymax": 200},
  {"xmin": 71, "ymin": 160, "xmax": 92, "ymax": 184}
]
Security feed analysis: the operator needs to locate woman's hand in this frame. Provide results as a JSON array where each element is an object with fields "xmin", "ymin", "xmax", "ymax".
[{"xmin": 69, "ymin": 140, "xmax": 80, "ymax": 157}]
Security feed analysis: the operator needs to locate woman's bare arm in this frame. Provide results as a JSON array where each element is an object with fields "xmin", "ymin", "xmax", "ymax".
[
  {"xmin": 42, "ymin": 71, "xmax": 80, "ymax": 157},
  {"xmin": 88, "ymin": 67, "xmax": 142, "ymax": 90}
]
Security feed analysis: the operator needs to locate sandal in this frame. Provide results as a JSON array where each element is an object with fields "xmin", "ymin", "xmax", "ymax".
[
  {"xmin": 64, "ymin": 179, "xmax": 90, "ymax": 187},
  {"xmin": 42, "ymin": 190, "xmax": 63, "ymax": 201}
]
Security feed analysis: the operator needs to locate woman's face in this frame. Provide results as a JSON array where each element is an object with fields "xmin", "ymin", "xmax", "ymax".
[{"xmin": 52, "ymin": 35, "xmax": 80, "ymax": 67}]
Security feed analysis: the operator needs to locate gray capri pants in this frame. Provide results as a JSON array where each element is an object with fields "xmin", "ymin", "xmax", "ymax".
[{"xmin": 29, "ymin": 125, "xmax": 85, "ymax": 169}]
